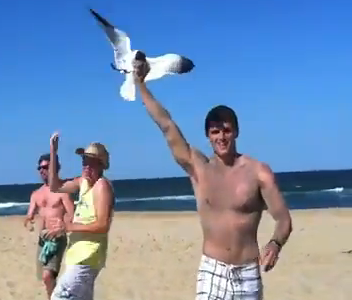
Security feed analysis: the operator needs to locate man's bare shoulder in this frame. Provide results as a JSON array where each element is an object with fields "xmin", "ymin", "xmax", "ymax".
[
  {"xmin": 31, "ymin": 184, "xmax": 46, "ymax": 197},
  {"xmin": 30, "ymin": 189, "xmax": 39, "ymax": 201},
  {"xmin": 239, "ymin": 155, "xmax": 273, "ymax": 176},
  {"xmin": 95, "ymin": 178, "xmax": 114, "ymax": 193}
]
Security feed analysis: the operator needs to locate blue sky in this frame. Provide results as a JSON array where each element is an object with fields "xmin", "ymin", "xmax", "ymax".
[{"xmin": 0, "ymin": 0, "xmax": 351, "ymax": 184}]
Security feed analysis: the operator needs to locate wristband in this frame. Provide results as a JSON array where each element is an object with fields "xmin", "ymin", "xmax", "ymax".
[{"xmin": 269, "ymin": 239, "xmax": 282, "ymax": 250}]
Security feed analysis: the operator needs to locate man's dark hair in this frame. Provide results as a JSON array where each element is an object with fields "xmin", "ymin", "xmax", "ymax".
[
  {"xmin": 204, "ymin": 105, "xmax": 239, "ymax": 137},
  {"xmin": 38, "ymin": 153, "xmax": 60, "ymax": 170}
]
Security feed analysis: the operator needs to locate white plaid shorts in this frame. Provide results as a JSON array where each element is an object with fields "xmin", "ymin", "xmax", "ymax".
[
  {"xmin": 51, "ymin": 265, "xmax": 100, "ymax": 300},
  {"xmin": 196, "ymin": 254, "xmax": 263, "ymax": 300}
]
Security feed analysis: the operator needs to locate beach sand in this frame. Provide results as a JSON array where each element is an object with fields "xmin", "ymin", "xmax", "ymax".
[{"xmin": 1, "ymin": 209, "xmax": 352, "ymax": 300}]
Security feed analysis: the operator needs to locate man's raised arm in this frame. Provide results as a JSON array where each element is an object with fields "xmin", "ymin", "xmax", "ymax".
[
  {"xmin": 49, "ymin": 132, "xmax": 80, "ymax": 194},
  {"xmin": 134, "ymin": 61, "xmax": 195, "ymax": 176}
]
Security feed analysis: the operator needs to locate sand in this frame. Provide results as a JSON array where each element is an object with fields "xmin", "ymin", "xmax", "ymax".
[{"xmin": 1, "ymin": 209, "xmax": 352, "ymax": 300}]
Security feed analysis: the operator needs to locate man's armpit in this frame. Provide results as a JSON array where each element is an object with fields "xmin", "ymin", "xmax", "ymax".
[
  {"xmin": 191, "ymin": 147, "xmax": 209, "ymax": 164},
  {"xmin": 189, "ymin": 148, "xmax": 208, "ymax": 182}
]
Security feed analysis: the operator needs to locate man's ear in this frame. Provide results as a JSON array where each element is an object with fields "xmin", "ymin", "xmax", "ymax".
[{"xmin": 234, "ymin": 128, "xmax": 239, "ymax": 139}]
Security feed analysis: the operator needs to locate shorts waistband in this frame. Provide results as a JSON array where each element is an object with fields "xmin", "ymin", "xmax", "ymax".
[
  {"xmin": 38, "ymin": 230, "xmax": 67, "ymax": 247},
  {"xmin": 200, "ymin": 254, "xmax": 260, "ymax": 270}
]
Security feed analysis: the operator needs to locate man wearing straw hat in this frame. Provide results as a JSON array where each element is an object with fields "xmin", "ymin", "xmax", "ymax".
[{"xmin": 47, "ymin": 132, "xmax": 115, "ymax": 300}]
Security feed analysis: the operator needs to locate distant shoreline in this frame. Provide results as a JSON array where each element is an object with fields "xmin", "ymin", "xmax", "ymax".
[{"xmin": 1, "ymin": 168, "xmax": 351, "ymax": 187}]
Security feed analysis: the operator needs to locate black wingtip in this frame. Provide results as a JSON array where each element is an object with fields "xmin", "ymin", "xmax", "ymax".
[
  {"xmin": 180, "ymin": 57, "xmax": 195, "ymax": 73},
  {"xmin": 89, "ymin": 8, "xmax": 114, "ymax": 29}
]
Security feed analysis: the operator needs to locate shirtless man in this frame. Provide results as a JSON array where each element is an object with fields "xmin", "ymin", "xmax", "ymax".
[
  {"xmin": 47, "ymin": 133, "xmax": 114, "ymax": 300},
  {"xmin": 132, "ymin": 59, "xmax": 293, "ymax": 299},
  {"xmin": 24, "ymin": 153, "xmax": 74, "ymax": 300}
]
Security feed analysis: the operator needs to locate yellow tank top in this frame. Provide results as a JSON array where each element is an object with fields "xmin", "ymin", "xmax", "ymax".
[{"xmin": 65, "ymin": 178, "xmax": 110, "ymax": 269}]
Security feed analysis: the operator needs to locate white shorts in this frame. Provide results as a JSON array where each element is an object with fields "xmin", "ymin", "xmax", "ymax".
[
  {"xmin": 196, "ymin": 254, "xmax": 263, "ymax": 300},
  {"xmin": 51, "ymin": 265, "xmax": 100, "ymax": 300}
]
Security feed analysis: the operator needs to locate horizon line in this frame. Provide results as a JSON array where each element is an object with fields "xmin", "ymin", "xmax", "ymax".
[{"xmin": 1, "ymin": 167, "xmax": 351, "ymax": 187}]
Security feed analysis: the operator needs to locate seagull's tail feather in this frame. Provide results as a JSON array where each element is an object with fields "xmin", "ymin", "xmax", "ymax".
[
  {"xmin": 145, "ymin": 54, "xmax": 195, "ymax": 81},
  {"xmin": 177, "ymin": 56, "xmax": 195, "ymax": 74},
  {"xmin": 120, "ymin": 73, "xmax": 136, "ymax": 101}
]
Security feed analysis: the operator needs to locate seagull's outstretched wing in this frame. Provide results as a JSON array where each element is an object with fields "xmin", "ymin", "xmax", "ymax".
[
  {"xmin": 145, "ymin": 54, "xmax": 195, "ymax": 82},
  {"xmin": 89, "ymin": 8, "xmax": 132, "ymax": 63}
]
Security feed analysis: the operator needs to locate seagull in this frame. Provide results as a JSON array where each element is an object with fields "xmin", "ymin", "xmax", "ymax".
[{"xmin": 89, "ymin": 8, "xmax": 195, "ymax": 101}]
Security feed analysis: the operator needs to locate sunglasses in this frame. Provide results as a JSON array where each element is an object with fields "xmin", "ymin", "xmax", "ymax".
[
  {"xmin": 82, "ymin": 156, "xmax": 102, "ymax": 167},
  {"xmin": 37, "ymin": 165, "xmax": 49, "ymax": 171}
]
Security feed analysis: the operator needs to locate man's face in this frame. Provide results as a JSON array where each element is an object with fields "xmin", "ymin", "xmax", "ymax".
[
  {"xmin": 82, "ymin": 155, "xmax": 103, "ymax": 181},
  {"xmin": 37, "ymin": 160, "xmax": 49, "ymax": 183},
  {"xmin": 207, "ymin": 122, "xmax": 236, "ymax": 157}
]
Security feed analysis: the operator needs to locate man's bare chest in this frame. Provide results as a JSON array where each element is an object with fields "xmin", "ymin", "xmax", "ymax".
[
  {"xmin": 36, "ymin": 193, "xmax": 62, "ymax": 209},
  {"xmin": 198, "ymin": 168, "xmax": 263, "ymax": 213}
]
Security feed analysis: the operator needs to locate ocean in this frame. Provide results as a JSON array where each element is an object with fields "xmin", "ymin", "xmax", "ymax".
[{"xmin": 0, "ymin": 169, "xmax": 351, "ymax": 216}]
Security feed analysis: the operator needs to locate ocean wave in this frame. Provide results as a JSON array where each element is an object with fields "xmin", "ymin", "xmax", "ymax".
[
  {"xmin": 321, "ymin": 187, "xmax": 344, "ymax": 192},
  {"xmin": 284, "ymin": 186, "xmax": 346, "ymax": 195},
  {"xmin": 0, "ymin": 187, "xmax": 349, "ymax": 210},
  {"xmin": 0, "ymin": 202, "xmax": 28, "ymax": 209},
  {"xmin": 0, "ymin": 195, "xmax": 195, "ymax": 209},
  {"xmin": 117, "ymin": 195, "xmax": 195, "ymax": 202}
]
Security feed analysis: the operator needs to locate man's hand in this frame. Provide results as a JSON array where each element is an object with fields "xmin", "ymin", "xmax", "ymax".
[
  {"xmin": 259, "ymin": 240, "xmax": 281, "ymax": 272},
  {"xmin": 24, "ymin": 217, "xmax": 34, "ymax": 232},
  {"xmin": 132, "ymin": 58, "xmax": 150, "ymax": 84},
  {"xmin": 45, "ymin": 227, "xmax": 63, "ymax": 239},
  {"xmin": 46, "ymin": 217, "xmax": 66, "ymax": 238},
  {"xmin": 50, "ymin": 132, "xmax": 59, "ymax": 153}
]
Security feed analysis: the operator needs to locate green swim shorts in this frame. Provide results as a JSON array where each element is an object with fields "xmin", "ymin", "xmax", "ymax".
[{"xmin": 36, "ymin": 230, "xmax": 67, "ymax": 280}]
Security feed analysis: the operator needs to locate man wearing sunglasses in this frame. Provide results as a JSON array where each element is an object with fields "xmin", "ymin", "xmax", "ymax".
[{"xmin": 24, "ymin": 153, "xmax": 74, "ymax": 300}]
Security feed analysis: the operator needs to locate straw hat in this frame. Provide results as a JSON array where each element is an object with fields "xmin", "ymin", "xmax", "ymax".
[{"xmin": 75, "ymin": 142, "xmax": 109, "ymax": 170}]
